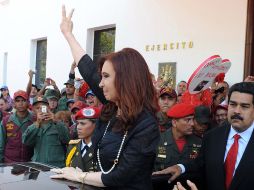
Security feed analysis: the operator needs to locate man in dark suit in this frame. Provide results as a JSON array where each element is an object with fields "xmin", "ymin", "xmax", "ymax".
[
  {"xmin": 153, "ymin": 82, "xmax": 254, "ymax": 190},
  {"xmin": 66, "ymin": 106, "xmax": 100, "ymax": 172}
]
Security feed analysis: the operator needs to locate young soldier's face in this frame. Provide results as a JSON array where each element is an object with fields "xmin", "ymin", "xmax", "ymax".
[
  {"xmin": 76, "ymin": 119, "xmax": 96, "ymax": 139},
  {"xmin": 14, "ymin": 97, "xmax": 29, "ymax": 112},
  {"xmin": 158, "ymin": 95, "xmax": 176, "ymax": 113}
]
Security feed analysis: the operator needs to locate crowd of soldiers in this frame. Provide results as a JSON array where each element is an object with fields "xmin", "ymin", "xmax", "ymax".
[{"xmin": 0, "ymin": 61, "xmax": 253, "ymax": 189}]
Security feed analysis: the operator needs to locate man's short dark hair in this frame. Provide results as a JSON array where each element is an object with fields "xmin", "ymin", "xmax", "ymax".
[
  {"xmin": 32, "ymin": 84, "xmax": 39, "ymax": 91},
  {"xmin": 228, "ymin": 82, "xmax": 254, "ymax": 105}
]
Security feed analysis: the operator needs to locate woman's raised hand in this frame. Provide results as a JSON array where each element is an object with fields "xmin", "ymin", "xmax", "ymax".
[
  {"xmin": 59, "ymin": 5, "xmax": 86, "ymax": 65},
  {"xmin": 60, "ymin": 5, "xmax": 74, "ymax": 37}
]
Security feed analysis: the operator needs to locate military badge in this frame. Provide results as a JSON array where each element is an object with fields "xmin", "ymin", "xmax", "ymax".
[
  {"xmin": 6, "ymin": 123, "xmax": 14, "ymax": 130},
  {"xmin": 190, "ymin": 144, "xmax": 201, "ymax": 159}
]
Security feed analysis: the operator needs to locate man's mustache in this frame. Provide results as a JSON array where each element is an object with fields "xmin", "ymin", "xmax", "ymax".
[{"xmin": 231, "ymin": 114, "xmax": 243, "ymax": 121}]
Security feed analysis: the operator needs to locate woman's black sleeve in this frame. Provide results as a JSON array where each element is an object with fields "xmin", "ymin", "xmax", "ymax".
[{"xmin": 77, "ymin": 55, "xmax": 107, "ymax": 104}]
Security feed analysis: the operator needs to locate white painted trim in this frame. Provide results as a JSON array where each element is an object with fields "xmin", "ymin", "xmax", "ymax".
[{"xmin": 86, "ymin": 24, "xmax": 116, "ymax": 58}]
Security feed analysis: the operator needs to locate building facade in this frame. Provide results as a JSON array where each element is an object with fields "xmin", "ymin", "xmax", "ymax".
[{"xmin": 0, "ymin": 0, "xmax": 248, "ymax": 93}]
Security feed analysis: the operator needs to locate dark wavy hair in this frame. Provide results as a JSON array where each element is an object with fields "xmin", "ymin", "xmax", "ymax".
[
  {"xmin": 228, "ymin": 82, "xmax": 254, "ymax": 105},
  {"xmin": 98, "ymin": 48, "xmax": 159, "ymax": 128}
]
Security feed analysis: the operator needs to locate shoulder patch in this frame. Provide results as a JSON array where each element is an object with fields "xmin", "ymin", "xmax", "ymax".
[{"xmin": 69, "ymin": 139, "xmax": 81, "ymax": 145}]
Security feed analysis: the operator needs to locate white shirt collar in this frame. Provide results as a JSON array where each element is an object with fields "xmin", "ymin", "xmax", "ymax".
[
  {"xmin": 81, "ymin": 140, "xmax": 92, "ymax": 149},
  {"xmin": 229, "ymin": 122, "xmax": 254, "ymax": 142}
]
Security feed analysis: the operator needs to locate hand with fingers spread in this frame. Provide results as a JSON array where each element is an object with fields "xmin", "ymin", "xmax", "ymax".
[
  {"xmin": 152, "ymin": 165, "xmax": 182, "ymax": 183},
  {"xmin": 60, "ymin": 5, "xmax": 74, "ymax": 38},
  {"xmin": 172, "ymin": 180, "xmax": 198, "ymax": 190}
]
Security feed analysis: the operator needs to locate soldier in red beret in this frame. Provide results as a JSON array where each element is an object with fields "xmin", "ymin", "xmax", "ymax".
[
  {"xmin": 66, "ymin": 106, "xmax": 100, "ymax": 172},
  {"xmin": 153, "ymin": 103, "xmax": 202, "ymax": 189}
]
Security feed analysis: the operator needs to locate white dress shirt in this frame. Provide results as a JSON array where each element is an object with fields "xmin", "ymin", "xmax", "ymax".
[{"xmin": 224, "ymin": 122, "xmax": 254, "ymax": 175}]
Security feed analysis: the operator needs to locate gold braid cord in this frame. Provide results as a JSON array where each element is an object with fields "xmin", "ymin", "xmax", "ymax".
[{"xmin": 66, "ymin": 146, "xmax": 77, "ymax": 167}]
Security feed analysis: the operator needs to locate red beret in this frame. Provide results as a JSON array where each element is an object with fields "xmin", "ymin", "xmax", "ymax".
[
  {"xmin": 75, "ymin": 106, "xmax": 101, "ymax": 120},
  {"xmin": 167, "ymin": 103, "xmax": 195, "ymax": 118}
]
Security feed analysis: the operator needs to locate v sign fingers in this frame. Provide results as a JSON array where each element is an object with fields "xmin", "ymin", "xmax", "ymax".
[
  {"xmin": 62, "ymin": 5, "xmax": 66, "ymax": 19},
  {"xmin": 61, "ymin": 5, "xmax": 74, "ymax": 36},
  {"xmin": 67, "ymin": 8, "xmax": 74, "ymax": 20}
]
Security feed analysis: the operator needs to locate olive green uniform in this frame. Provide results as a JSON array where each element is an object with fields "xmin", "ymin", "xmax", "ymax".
[
  {"xmin": 57, "ymin": 96, "xmax": 68, "ymax": 111},
  {"xmin": 156, "ymin": 111, "xmax": 172, "ymax": 132},
  {"xmin": 66, "ymin": 139, "xmax": 96, "ymax": 172},
  {"xmin": 154, "ymin": 128, "xmax": 202, "ymax": 171},
  {"xmin": 22, "ymin": 121, "xmax": 70, "ymax": 168}
]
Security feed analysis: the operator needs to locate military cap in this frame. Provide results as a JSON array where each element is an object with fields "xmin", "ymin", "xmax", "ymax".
[
  {"xmin": 167, "ymin": 103, "xmax": 194, "ymax": 118},
  {"xmin": 70, "ymin": 101, "xmax": 87, "ymax": 112},
  {"xmin": 0, "ymin": 85, "xmax": 8, "ymax": 91},
  {"xmin": 32, "ymin": 96, "xmax": 48, "ymax": 106},
  {"xmin": 159, "ymin": 87, "xmax": 177, "ymax": 98},
  {"xmin": 66, "ymin": 99, "xmax": 75, "ymax": 107},
  {"xmin": 75, "ymin": 106, "xmax": 101, "ymax": 120},
  {"xmin": 61, "ymin": 87, "xmax": 66, "ymax": 96},
  {"xmin": 44, "ymin": 89, "xmax": 59, "ymax": 100},
  {"xmin": 14, "ymin": 90, "xmax": 28, "ymax": 100},
  {"xmin": 85, "ymin": 89, "xmax": 95, "ymax": 98},
  {"xmin": 64, "ymin": 79, "xmax": 74, "ymax": 86}
]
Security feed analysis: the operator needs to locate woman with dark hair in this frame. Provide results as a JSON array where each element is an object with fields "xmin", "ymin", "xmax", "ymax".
[
  {"xmin": 51, "ymin": 6, "xmax": 160, "ymax": 189},
  {"xmin": 0, "ymin": 85, "xmax": 13, "ymax": 112}
]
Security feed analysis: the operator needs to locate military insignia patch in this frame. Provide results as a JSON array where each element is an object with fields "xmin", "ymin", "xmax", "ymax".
[
  {"xmin": 158, "ymin": 146, "xmax": 166, "ymax": 155},
  {"xmin": 6, "ymin": 123, "xmax": 14, "ymax": 130},
  {"xmin": 190, "ymin": 144, "xmax": 201, "ymax": 159}
]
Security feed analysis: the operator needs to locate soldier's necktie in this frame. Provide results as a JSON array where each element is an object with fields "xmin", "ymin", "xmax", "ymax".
[
  {"xmin": 225, "ymin": 134, "xmax": 241, "ymax": 189},
  {"xmin": 81, "ymin": 144, "xmax": 89, "ymax": 157}
]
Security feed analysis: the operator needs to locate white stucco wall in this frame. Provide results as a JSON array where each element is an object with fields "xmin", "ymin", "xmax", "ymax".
[{"xmin": 0, "ymin": 0, "xmax": 248, "ymax": 95}]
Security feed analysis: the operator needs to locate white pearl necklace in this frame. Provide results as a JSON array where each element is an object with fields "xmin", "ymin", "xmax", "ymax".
[{"xmin": 97, "ymin": 120, "xmax": 128, "ymax": 174}]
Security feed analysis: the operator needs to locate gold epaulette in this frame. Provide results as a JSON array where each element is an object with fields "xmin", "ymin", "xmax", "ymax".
[{"xmin": 68, "ymin": 139, "xmax": 81, "ymax": 145}]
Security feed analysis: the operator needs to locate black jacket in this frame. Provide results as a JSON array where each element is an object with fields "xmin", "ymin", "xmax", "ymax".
[
  {"xmin": 185, "ymin": 121, "xmax": 254, "ymax": 190},
  {"xmin": 78, "ymin": 54, "xmax": 160, "ymax": 190}
]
